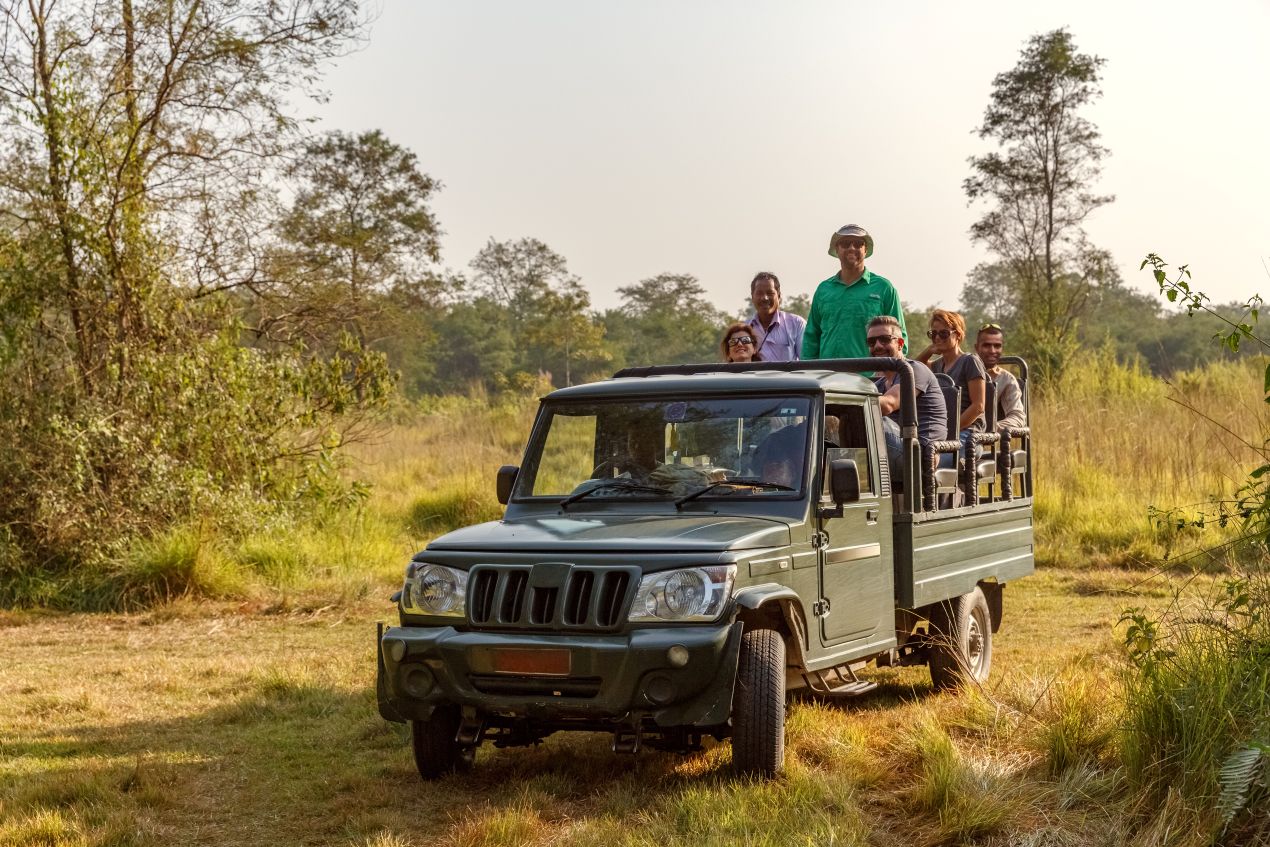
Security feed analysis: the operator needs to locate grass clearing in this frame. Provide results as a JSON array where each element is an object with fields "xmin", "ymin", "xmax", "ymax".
[{"xmin": 0, "ymin": 567, "xmax": 1197, "ymax": 846}]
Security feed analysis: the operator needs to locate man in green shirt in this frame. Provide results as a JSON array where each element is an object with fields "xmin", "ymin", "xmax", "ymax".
[{"xmin": 802, "ymin": 224, "xmax": 907, "ymax": 360}]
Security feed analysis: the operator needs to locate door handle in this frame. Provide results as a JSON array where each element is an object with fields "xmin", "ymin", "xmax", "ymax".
[{"xmin": 865, "ymin": 508, "xmax": 879, "ymax": 524}]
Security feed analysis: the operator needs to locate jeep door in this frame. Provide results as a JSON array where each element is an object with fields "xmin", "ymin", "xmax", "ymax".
[{"xmin": 816, "ymin": 398, "xmax": 894, "ymax": 649}]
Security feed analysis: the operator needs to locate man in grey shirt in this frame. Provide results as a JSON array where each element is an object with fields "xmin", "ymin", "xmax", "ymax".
[{"xmin": 974, "ymin": 324, "xmax": 1026, "ymax": 429}]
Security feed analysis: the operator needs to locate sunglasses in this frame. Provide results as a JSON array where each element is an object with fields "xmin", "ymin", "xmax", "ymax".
[
  {"xmin": 926, "ymin": 329, "xmax": 954, "ymax": 341},
  {"xmin": 979, "ymin": 323, "xmax": 1002, "ymax": 332},
  {"xmin": 727, "ymin": 336, "xmax": 755, "ymax": 347},
  {"xmin": 866, "ymin": 335, "xmax": 898, "ymax": 347}
]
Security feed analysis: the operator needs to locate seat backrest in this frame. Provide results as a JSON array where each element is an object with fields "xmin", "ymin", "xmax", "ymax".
[{"xmin": 934, "ymin": 372, "xmax": 959, "ymax": 438}]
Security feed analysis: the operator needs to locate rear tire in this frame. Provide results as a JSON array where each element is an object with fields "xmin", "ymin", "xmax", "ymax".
[
  {"xmin": 928, "ymin": 587, "xmax": 993, "ymax": 690},
  {"xmin": 410, "ymin": 706, "xmax": 474, "ymax": 780},
  {"xmin": 731, "ymin": 627, "xmax": 786, "ymax": 777}
]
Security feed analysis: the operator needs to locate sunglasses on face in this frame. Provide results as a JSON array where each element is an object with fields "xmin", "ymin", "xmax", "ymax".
[
  {"xmin": 926, "ymin": 329, "xmax": 954, "ymax": 341},
  {"xmin": 727, "ymin": 336, "xmax": 755, "ymax": 347},
  {"xmin": 866, "ymin": 335, "xmax": 898, "ymax": 347}
]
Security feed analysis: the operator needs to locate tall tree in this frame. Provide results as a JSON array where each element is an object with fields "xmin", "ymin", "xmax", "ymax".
[
  {"xmin": 0, "ymin": 1, "xmax": 387, "ymax": 574},
  {"xmin": 0, "ymin": 0, "xmax": 364, "ymax": 392},
  {"xmin": 273, "ymin": 129, "xmax": 442, "ymax": 347},
  {"xmin": 964, "ymin": 29, "xmax": 1113, "ymax": 381}
]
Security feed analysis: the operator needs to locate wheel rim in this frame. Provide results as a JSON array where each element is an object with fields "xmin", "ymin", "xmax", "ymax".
[{"xmin": 965, "ymin": 612, "xmax": 985, "ymax": 675}]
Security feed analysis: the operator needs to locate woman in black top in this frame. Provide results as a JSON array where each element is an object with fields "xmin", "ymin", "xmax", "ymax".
[{"xmin": 916, "ymin": 309, "xmax": 985, "ymax": 468}]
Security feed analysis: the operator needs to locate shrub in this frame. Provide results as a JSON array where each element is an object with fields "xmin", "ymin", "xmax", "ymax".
[{"xmin": 1120, "ymin": 569, "xmax": 1270, "ymax": 837}]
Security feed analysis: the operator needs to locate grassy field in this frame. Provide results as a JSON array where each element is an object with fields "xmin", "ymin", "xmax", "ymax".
[
  {"xmin": 1, "ymin": 357, "xmax": 1267, "ymax": 845},
  {"xmin": 0, "ymin": 567, "xmax": 1198, "ymax": 847}
]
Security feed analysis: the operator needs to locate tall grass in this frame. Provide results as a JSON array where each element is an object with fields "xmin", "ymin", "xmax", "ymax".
[
  {"xmin": 1030, "ymin": 353, "xmax": 1268, "ymax": 568},
  {"xmin": 1120, "ymin": 568, "xmax": 1270, "ymax": 840}
]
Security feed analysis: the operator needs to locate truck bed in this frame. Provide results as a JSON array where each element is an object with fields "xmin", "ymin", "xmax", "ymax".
[{"xmin": 891, "ymin": 499, "xmax": 1035, "ymax": 609}]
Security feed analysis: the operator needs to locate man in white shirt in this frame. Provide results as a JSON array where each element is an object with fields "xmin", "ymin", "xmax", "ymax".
[{"xmin": 974, "ymin": 324, "xmax": 1026, "ymax": 430}]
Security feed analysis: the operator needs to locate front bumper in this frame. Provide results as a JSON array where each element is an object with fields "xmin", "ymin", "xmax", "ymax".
[{"xmin": 376, "ymin": 621, "xmax": 743, "ymax": 728}]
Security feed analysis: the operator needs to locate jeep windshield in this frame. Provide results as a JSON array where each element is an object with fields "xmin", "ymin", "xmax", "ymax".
[{"xmin": 514, "ymin": 395, "xmax": 812, "ymax": 503}]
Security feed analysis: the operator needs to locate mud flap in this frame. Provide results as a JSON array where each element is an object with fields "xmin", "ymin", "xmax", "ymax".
[{"xmin": 376, "ymin": 622, "xmax": 408, "ymax": 723}]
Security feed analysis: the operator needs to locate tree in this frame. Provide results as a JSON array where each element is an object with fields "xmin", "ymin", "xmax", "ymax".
[
  {"xmin": 470, "ymin": 237, "xmax": 570, "ymax": 324},
  {"xmin": 964, "ymin": 29, "xmax": 1113, "ymax": 381},
  {"xmin": 0, "ymin": 1, "xmax": 388, "ymax": 585},
  {"xmin": 609, "ymin": 273, "xmax": 728, "ymax": 366},
  {"xmin": 959, "ymin": 262, "xmax": 1021, "ymax": 333},
  {"xmin": 272, "ymin": 129, "xmax": 442, "ymax": 347},
  {"xmin": 468, "ymin": 238, "xmax": 607, "ymax": 386}
]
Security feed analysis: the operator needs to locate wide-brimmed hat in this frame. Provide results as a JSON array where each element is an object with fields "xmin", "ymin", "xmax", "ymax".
[{"xmin": 827, "ymin": 224, "xmax": 874, "ymax": 259}]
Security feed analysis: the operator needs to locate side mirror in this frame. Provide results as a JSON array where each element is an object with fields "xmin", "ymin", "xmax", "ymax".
[
  {"xmin": 496, "ymin": 465, "xmax": 519, "ymax": 505},
  {"xmin": 829, "ymin": 458, "xmax": 861, "ymax": 505}
]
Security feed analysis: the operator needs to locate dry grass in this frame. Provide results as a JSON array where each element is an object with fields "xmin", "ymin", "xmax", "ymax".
[{"xmin": 0, "ymin": 567, "xmax": 1199, "ymax": 847}]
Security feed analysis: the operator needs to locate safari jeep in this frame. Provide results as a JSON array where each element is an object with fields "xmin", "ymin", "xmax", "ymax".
[{"xmin": 376, "ymin": 358, "xmax": 1035, "ymax": 778}]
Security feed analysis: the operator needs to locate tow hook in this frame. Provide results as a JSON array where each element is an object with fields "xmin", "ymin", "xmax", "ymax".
[
  {"xmin": 457, "ymin": 706, "xmax": 485, "ymax": 746},
  {"xmin": 612, "ymin": 724, "xmax": 642, "ymax": 754}
]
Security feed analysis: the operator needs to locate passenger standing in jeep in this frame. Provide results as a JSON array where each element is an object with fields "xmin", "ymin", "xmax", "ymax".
[{"xmin": 802, "ymin": 224, "xmax": 907, "ymax": 360}]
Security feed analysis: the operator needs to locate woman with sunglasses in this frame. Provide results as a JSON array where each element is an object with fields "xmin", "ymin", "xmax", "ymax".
[
  {"xmin": 916, "ymin": 309, "xmax": 985, "ymax": 468},
  {"xmin": 720, "ymin": 323, "xmax": 762, "ymax": 363}
]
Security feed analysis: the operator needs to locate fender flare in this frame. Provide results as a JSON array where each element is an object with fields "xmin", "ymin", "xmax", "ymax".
[{"xmin": 732, "ymin": 584, "xmax": 811, "ymax": 666}]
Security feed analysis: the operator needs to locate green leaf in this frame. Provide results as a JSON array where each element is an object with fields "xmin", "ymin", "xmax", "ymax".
[{"xmin": 1218, "ymin": 744, "xmax": 1266, "ymax": 826}]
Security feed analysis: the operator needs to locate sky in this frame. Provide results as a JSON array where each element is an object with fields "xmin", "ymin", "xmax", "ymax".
[{"xmin": 313, "ymin": 1, "xmax": 1270, "ymax": 317}]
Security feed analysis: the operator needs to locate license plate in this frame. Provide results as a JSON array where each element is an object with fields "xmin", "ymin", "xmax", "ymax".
[{"xmin": 491, "ymin": 648, "xmax": 571, "ymax": 676}]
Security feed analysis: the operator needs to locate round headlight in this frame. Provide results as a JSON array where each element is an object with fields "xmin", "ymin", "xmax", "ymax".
[
  {"xmin": 413, "ymin": 564, "xmax": 461, "ymax": 613},
  {"xmin": 663, "ymin": 570, "xmax": 707, "ymax": 617}
]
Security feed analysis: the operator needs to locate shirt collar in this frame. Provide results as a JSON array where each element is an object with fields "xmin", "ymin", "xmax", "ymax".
[
  {"xmin": 837, "ymin": 267, "xmax": 872, "ymax": 287},
  {"xmin": 750, "ymin": 310, "xmax": 784, "ymax": 329}
]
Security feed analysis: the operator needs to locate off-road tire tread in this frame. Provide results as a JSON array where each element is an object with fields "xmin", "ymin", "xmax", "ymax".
[
  {"xmin": 928, "ymin": 587, "xmax": 992, "ymax": 690},
  {"xmin": 410, "ymin": 707, "xmax": 472, "ymax": 780},
  {"xmin": 732, "ymin": 627, "xmax": 786, "ymax": 777}
]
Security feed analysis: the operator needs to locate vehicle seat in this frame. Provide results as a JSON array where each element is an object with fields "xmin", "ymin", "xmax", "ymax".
[{"xmin": 934, "ymin": 373, "xmax": 960, "ymax": 494}]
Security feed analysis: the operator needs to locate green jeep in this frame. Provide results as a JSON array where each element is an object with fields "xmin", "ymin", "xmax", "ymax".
[{"xmin": 377, "ymin": 358, "xmax": 1034, "ymax": 778}]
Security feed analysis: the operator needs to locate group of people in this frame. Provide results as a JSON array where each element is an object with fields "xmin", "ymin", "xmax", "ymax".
[{"xmin": 718, "ymin": 224, "xmax": 1027, "ymax": 478}]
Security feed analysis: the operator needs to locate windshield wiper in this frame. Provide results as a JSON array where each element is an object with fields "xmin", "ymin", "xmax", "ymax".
[
  {"xmin": 560, "ymin": 479, "xmax": 673, "ymax": 508},
  {"xmin": 674, "ymin": 477, "xmax": 795, "ymax": 508}
]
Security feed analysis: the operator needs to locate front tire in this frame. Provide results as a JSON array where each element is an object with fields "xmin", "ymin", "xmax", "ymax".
[
  {"xmin": 410, "ymin": 706, "xmax": 474, "ymax": 780},
  {"xmin": 927, "ymin": 587, "xmax": 993, "ymax": 690},
  {"xmin": 731, "ymin": 627, "xmax": 786, "ymax": 777}
]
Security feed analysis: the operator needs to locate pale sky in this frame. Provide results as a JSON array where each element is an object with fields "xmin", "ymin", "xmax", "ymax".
[{"xmin": 315, "ymin": 1, "xmax": 1270, "ymax": 317}]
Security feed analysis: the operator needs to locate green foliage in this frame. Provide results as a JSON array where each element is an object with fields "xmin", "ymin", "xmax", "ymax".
[
  {"xmin": 467, "ymin": 237, "xmax": 611, "ymax": 387},
  {"xmin": 606, "ymin": 272, "xmax": 729, "ymax": 367},
  {"xmin": 269, "ymin": 129, "xmax": 444, "ymax": 350},
  {"xmin": 0, "ymin": 2, "xmax": 393, "ymax": 608}
]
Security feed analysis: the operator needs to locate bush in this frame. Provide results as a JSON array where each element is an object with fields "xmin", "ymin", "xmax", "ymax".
[
  {"xmin": 0, "ymin": 298, "xmax": 392, "ymax": 609},
  {"xmin": 1121, "ymin": 569, "xmax": 1270, "ymax": 838}
]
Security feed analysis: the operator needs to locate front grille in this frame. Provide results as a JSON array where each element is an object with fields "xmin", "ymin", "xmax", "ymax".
[
  {"xmin": 469, "ymin": 674, "xmax": 602, "ymax": 698},
  {"xmin": 467, "ymin": 564, "xmax": 638, "ymax": 631}
]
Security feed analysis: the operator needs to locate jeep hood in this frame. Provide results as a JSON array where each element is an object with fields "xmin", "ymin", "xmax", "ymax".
[{"xmin": 424, "ymin": 514, "xmax": 792, "ymax": 553}]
